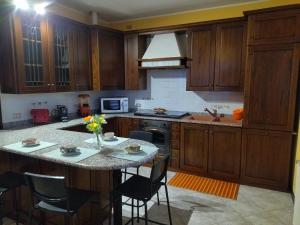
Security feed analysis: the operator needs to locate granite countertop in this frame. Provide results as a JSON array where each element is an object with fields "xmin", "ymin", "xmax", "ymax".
[
  {"xmin": 0, "ymin": 119, "xmax": 157, "ymax": 170},
  {"xmin": 0, "ymin": 112, "xmax": 241, "ymax": 170},
  {"xmin": 113, "ymin": 112, "xmax": 243, "ymax": 127}
]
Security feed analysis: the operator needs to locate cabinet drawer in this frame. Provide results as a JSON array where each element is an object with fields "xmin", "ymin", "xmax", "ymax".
[{"xmin": 247, "ymin": 8, "xmax": 300, "ymax": 45}]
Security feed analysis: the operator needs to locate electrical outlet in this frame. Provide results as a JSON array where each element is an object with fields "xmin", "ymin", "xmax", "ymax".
[{"xmin": 13, "ymin": 113, "xmax": 21, "ymax": 119}]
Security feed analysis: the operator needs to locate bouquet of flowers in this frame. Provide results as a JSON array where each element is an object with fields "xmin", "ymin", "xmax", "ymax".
[{"xmin": 83, "ymin": 114, "xmax": 107, "ymax": 147}]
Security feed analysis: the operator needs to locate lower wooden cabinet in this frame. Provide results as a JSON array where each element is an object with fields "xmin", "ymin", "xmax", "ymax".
[
  {"xmin": 118, "ymin": 117, "xmax": 140, "ymax": 137},
  {"xmin": 241, "ymin": 129, "xmax": 292, "ymax": 191},
  {"xmin": 208, "ymin": 126, "xmax": 241, "ymax": 181},
  {"xmin": 180, "ymin": 123, "xmax": 242, "ymax": 181},
  {"xmin": 180, "ymin": 123, "xmax": 209, "ymax": 174},
  {"xmin": 170, "ymin": 122, "xmax": 181, "ymax": 170}
]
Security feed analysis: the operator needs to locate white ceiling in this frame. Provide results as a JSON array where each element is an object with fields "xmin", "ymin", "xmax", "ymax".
[{"xmin": 57, "ymin": 0, "xmax": 259, "ymax": 22}]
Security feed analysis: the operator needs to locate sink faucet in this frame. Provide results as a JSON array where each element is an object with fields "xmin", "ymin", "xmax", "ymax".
[{"xmin": 204, "ymin": 108, "xmax": 221, "ymax": 122}]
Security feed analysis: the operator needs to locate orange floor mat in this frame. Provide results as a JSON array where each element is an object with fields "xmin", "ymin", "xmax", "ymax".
[{"xmin": 168, "ymin": 172, "xmax": 240, "ymax": 200}]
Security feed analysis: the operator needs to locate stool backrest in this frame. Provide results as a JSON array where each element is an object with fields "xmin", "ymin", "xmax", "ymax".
[
  {"xmin": 150, "ymin": 154, "xmax": 170, "ymax": 186},
  {"xmin": 24, "ymin": 172, "xmax": 68, "ymax": 203},
  {"xmin": 129, "ymin": 131, "xmax": 153, "ymax": 143}
]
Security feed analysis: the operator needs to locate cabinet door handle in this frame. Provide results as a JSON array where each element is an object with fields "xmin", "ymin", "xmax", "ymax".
[
  {"xmin": 47, "ymin": 83, "xmax": 50, "ymax": 86},
  {"xmin": 51, "ymin": 84, "xmax": 55, "ymax": 86}
]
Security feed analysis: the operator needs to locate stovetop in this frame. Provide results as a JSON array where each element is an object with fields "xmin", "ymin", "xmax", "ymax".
[{"xmin": 134, "ymin": 109, "xmax": 189, "ymax": 119}]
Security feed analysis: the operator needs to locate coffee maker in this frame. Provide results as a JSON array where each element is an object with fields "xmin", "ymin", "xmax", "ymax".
[{"xmin": 52, "ymin": 105, "xmax": 68, "ymax": 122}]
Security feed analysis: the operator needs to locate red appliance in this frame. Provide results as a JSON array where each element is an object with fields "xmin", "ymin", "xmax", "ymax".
[{"xmin": 31, "ymin": 109, "xmax": 50, "ymax": 124}]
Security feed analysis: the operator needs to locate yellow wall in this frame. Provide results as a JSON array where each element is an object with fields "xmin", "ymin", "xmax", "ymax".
[
  {"xmin": 111, "ymin": 0, "xmax": 300, "ymax": 31},
  {"xmin": 293, "ymin": 114, "xmax": 300, "ymax": 193}
]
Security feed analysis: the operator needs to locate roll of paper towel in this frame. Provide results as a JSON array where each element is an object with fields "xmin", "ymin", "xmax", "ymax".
[{"xmin": 294, "ymin": 162, "xmax": 300, "ymax": 225}]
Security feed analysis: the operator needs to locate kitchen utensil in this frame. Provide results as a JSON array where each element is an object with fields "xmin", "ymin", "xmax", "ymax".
[
  {"xmin": 78, "ymin": 94, "xmax": 91, "ymax": 117},
  {"xmin": 52, "ymin": 105, "xmax": 68, "ymax": 122},
  {"xmin": 31, "ymin": 109, "xmax": 49, "ymax": 124}
]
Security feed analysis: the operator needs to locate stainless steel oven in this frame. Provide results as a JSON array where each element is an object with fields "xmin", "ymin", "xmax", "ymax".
[{"xmin": 139, "ymin": 119, "xmax": 171, "ymax": 155}]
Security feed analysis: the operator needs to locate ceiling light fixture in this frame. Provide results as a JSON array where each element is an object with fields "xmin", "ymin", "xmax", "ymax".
[
  {"xmin": 34, "ymin": 2, "xmax": 50, "ymax": 15},
  {"xmin": 13, "ymin": 0, "xmax": 30, "ymax": 10}
]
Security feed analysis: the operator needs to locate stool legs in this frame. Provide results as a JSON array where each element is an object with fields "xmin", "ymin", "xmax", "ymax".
[
  {"xmin": 0, "ymin": 192, "xmax": 3, "ymax": 225},
  {"xmin": 27, "ymin": 209, "xmax": 33, "ymax": 225},
  {"xmin": 144, "ymin": 201, "xmax": 148, "ymax": 225},
  {"xmin": 164, "ymin": 185, "xmax": 172, "ymax": 225},
  {"xmin": 12, "ymin": 190, "xmax": 19, "ymax": 225}
]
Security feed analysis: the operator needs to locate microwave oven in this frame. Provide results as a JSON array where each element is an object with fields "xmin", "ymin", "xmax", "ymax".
[{"xmin": 100, "ymin": 97, "xmax": 129, "ymax": 113}]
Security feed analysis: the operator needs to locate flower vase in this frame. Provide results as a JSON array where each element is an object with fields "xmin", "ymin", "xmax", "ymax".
[{"xmin": 95, "ymin": 133, "xmax": 103, "ymax": 150}]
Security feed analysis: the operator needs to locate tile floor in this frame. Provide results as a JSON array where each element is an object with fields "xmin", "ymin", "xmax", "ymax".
[{"xmin": 3, "ymin": 167, "xmax": 294, "ymax": 225}]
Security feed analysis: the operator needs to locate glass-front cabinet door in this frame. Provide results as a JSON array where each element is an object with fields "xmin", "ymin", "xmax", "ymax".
[
  {"xmin": 13, "ymin": 13, "xmax": 51, "ymax": 93},
  {"xmin": 48, "ymin": 19, "xmax": 75, "ymax": 91}
]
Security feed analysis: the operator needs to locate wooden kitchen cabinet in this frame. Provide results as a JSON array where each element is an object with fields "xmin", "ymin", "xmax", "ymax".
[
  {"xmin": 124, "ymin": 33, "xmax": 147, "ymax": 90},
  {"xmin": 73, "ymin": 25, "xmax": 92, "ymax": 91},
  {"xmin": 244, "ymin": 44, "xmax": 300, "ymax": 131},
  {"xmin": 49, "ymin": 18, "xmax": 91, "ymax": 92},
  {"xmin": 91, "ymin": 28, "xmax": 124, "ymax": 91},
  {"xmin": 99, "ymin": 30, "xmax": 124, "ymax": 90},
  {"xmin": 241, "ymin": 129, "xmax": 292, "ymax": 191},
  {"xmin": 118, "ymin": 117, "xmax": 140, "ymax": 137},
  {"xmin": 180, "ymin": 123, "xmax": 209, "ymax": 174},
  {"xmin": 214, "ymin": 21, "xmax": 246, "ymax": 91},
  {"xmin": 208, "ymin": 126, "xmax": 241, "ymax": 182},
  {"xmin": 247, "ymin": 7, "xmax": 300, "ymax": 45},
  {"xmin": 48, "ymin": 17, "xmax": 75, "ymax": 92},
  {"xmin": 0, "ymin": 12, "xmax": 51, "ymax": 93},
  {"xmin": 187, "ymin": 20, "xmax": 246, "ymax": 91},
  {"xmin": 170, "ymin": 122, "xmax": 181, "ymax": 170},
  {"xmin": 187, "ymin": 25, "xmax": 215, "ymax": 91},
  {"xmin": 0, "ymin": 12, "xmax": 91, "ymax": 93}
]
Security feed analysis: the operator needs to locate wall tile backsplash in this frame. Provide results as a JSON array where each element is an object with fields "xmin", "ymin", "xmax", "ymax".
[
  {"xmin": 135, "ymin": 70, "xmax": 244, "ymax": 113},
  {"xmin": 1, "ymin": 70, "xmax": 243, "ymax": 124}
]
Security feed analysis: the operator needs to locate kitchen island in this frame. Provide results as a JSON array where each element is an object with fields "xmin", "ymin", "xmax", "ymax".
[{"xmin": 0, "ymin": 119, "xmax": 158, "ymax": 225}]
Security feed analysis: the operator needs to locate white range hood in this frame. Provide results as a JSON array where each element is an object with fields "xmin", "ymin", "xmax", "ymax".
[{"xmin": 141, "ymin": 33, "xmax": 185, "ymax": 68}]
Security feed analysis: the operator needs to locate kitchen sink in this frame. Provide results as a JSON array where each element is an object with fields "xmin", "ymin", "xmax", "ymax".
[{"xmin": 183, "ymin": 114, "xmax": 237, "ymax": 123}]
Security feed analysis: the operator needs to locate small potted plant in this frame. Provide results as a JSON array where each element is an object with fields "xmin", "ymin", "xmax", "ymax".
[{"xmin": 83, "ymin": 114, "xmax": 107, "ymax": 148}]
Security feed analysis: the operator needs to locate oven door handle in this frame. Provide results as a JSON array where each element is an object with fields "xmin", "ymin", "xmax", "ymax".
[{"xmin": 144, "ymin": 127, "xmax": 168, "ymax": 134}]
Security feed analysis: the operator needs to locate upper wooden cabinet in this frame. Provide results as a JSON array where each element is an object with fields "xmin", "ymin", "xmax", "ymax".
[
  {"xmin": 187, "ymin": 20, "xmax": 246, "ymax": 91},
  {"xmin": 73, "ymin": 25, "xmax": 92, "ymax": 91},
  {"xmin": 0, "ymin": 13, "xmax": 51, "ymax": 93},
  {"xmin": 124, "ymin": 34, "xmax": 147, "ymax": 90},
  {"xmin": 241, "ymin": 129, "xmax": 292, "ymax": 191},
  {"xmin": 214, "ymin": 21, "xmax": 246, "ymax": 91},
  {"xmin": 208, "ymin": 126, "xmax": 241, "ymax": 182},
  {"xmin": 48, "ymin": 18, "xmax": 75, "ymax": 92},
  {"xmin": 180, "ymin": 123, "xmax": 209, "ymax": 175},
  {"xmin": 91, "ymin": 28, "xmax": 124, "ymax": 91},
  {"xmin": 187, "ymin": 26, "xmax": 215, "ymax": 91},
  {"xmin": 247, "ymin": 7, "xmax": 300, "ymax": 45},
  {"xmin": 244, "ymin": 44, "xmax": 300, "ymax": 131},
  {"xmin": 99, "ymin": 30, "xmax": 124, "ymax": 90},
  {"xmin": 0, "ymin": 12, "xmax": 91, "ymax": 93}
]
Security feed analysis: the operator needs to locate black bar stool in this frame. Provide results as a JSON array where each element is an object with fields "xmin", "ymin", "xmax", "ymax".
[
  {"xmin": 124, "ymin": 131, "xmax": 161, "ymax": 222},
  {"xmin": 0, "ymin": 171, "xmax": 25, "ymax": 225},
  {"xmin": 24, "ymin": 172, "xmax": 95, "ymax": 225},
  {"xmin": 116, "ymin": 154, "xmax": 172, "ymax": 225},
  {"xmin": 124, "ymin": 131, "xmax": 153, "ymax": 180}
]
